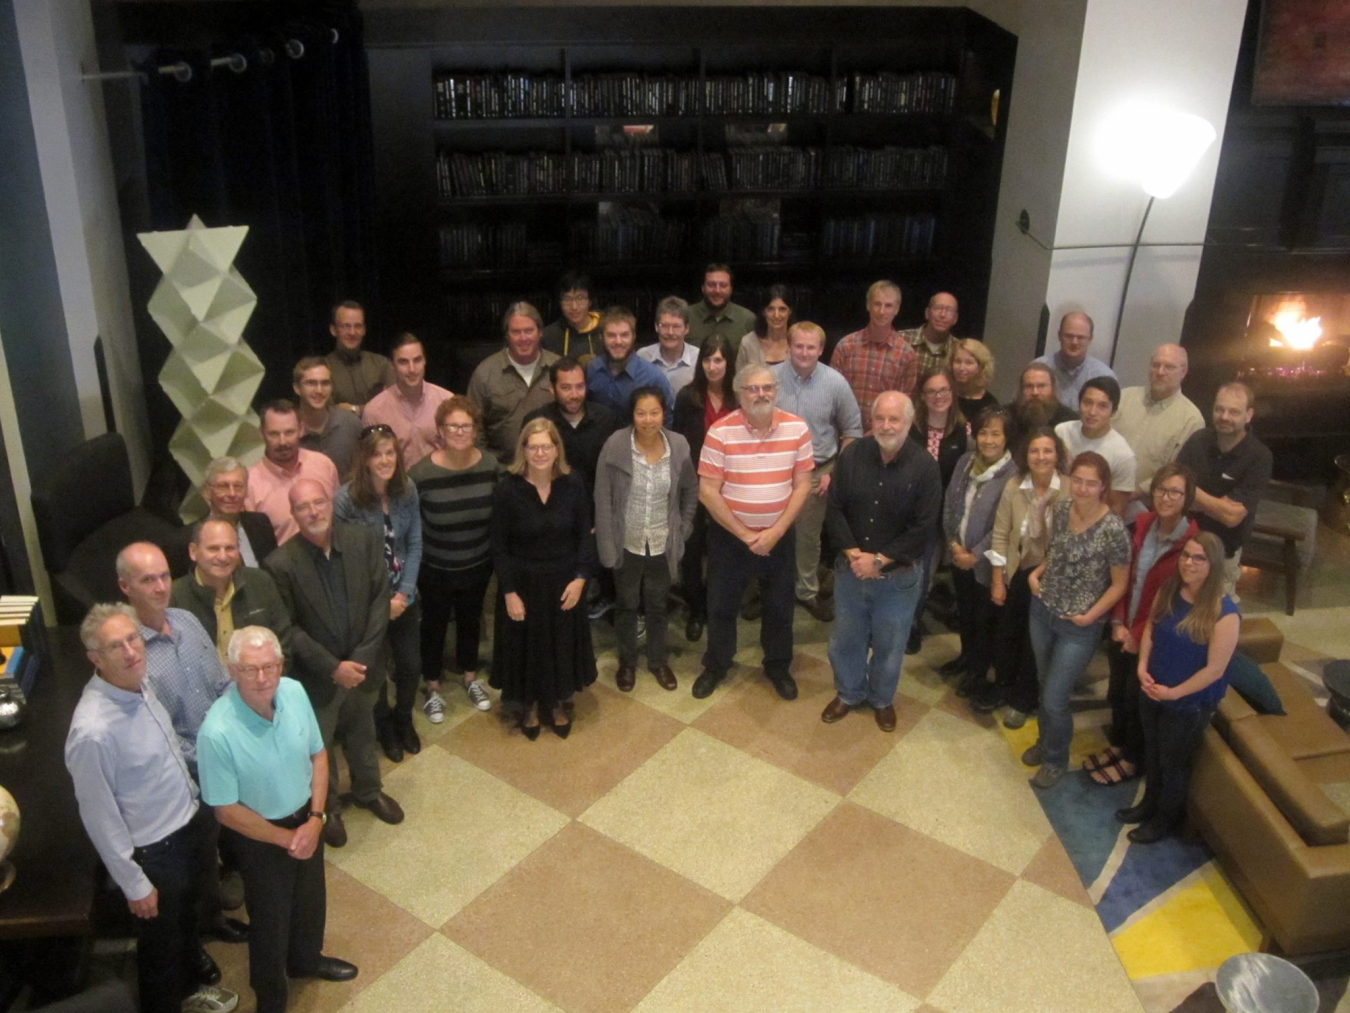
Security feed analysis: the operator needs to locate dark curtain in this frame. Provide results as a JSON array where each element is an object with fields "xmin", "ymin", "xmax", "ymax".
[{"xmin": 133, "ymin": 3, "xmax": 377, "ymax": 503}]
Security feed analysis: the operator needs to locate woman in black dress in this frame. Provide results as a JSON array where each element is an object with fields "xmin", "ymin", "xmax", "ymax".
[{"xmin": 490, "ymin": 417, "xmax": 597, "ymax": 739}]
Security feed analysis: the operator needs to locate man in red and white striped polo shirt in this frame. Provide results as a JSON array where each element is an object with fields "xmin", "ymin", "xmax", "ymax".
[{"xmin": 693, "ymin": 365, "xmax": 814, "ymax": 700}]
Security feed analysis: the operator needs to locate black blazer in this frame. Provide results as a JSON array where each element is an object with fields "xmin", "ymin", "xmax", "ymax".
[
  {"xmin": 263, "ymin": 522, "xmax": 390, "ymax": 706},
  {"xmin": 165, "ymin": 510, "xmax": 279, "ymax": 578}
]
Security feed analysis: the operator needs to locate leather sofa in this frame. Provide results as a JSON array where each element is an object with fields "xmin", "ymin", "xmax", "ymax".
[{"xmin": 1188, "ymin": 619, "xmax": 1350, "ymax": 955}]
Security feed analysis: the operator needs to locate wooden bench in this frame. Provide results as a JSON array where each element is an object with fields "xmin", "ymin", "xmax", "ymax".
[{"xmin": 1242, "ymin": 498, "xmax": 1317, "ymax": 616}]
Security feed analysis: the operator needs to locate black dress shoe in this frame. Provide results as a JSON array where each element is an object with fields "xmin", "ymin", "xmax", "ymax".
[
  {"xmin": 906, "ymin": 626, "xmax": 922, "ymax": 655},
  {"xmin": 397, "ymin": 714, "xmax": 421, "ymax": 755},
  {"xmin": 692, "ymin": 669, "xmax": 724, "ymax": 699},
  {"xmin": 938, "ymin": 654, "xmax": 968, "ymax": 676},
  {"xmin": 376, "ymin": 717, "xmax": 403, "ymax": 763},
  {"xmin": 766, "ymin": 671, "xmax": 798, "ymax": 701},
  {"xmin": 685, "ymin": 617, "xmax": 704, "ymax": 642},
  {"xmin": 208, "ymin": 916, "xmax": 249, "ymax": 944},
  {"xmin": 292, "ymin": 956, "xmax": 359, "ymax": 982},
  {"xmin": 353, "ymin": 792, "xmax": 405, "ymax": 825},
  {"xmin": 322, "ymin": 811, "xmax": 347, "ymax": 848},
  {"xmin": 1127, "ymin": 820, "xmax": 1174, "ymax": 845},
  {"xmin": 970, "ymin": 686, "xmax": 1007, "ymax": 714},
  {"xmin": 196, "ymin": 945, "xmax": 221, "ymax": 985},
  {"xmin": 1115, "ymin": 802, "xmax": 1156, "ymax": 825}
]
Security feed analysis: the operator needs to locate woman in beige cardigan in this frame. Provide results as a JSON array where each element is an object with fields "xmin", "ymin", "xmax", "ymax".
[{"xmin": 968, "ymin": 427, "xmax": 1068, "ymax": 726}]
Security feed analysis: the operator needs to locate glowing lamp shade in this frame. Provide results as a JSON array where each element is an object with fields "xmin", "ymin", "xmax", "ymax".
[{"xmin": 1097, "ymin": 102, "xmax": 1217, "ymax": 199}]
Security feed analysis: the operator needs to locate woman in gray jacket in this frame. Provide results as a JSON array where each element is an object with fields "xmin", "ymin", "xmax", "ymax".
[
  {"xmin": 941, "ymin": 406, "xmax": 1016, "ymax": 698},
  {"xmin": 595, "ymin": 386, "xmax": 699, "ymax": 692}
]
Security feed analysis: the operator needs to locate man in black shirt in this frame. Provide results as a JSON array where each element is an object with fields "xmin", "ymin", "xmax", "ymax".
[
  {"xmin": 1008, "ymin": 362, "xmax": 1077, "ymax": 452},
  {"xmin": 822, "ymin": 391, "xmax": 941, "ymax": 732},
  {"xmin": 1176, "ymin": 381, "xmax": 1272, "ymax": 599}
]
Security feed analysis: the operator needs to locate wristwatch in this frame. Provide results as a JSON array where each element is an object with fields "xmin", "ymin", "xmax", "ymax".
[{"xmin": 307, "ymin": 810, "xmax": 327, "ymax": 825}]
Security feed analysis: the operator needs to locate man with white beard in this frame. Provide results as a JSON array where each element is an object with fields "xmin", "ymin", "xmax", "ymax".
[
  {"xmin": 821, "ymin": 392, "xmax": 941, "ymax": 732},
  {"xmin": 693, "ymin": 365, "xmax": 814, "ymax": 701}
]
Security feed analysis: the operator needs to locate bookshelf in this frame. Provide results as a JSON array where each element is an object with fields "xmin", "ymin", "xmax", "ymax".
[{"xmin": 366, "ymin": 6, "xmax": 1017, "ymax": 375}]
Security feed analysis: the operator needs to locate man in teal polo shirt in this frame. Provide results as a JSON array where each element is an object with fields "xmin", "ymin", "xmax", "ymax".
[{"xmin": 197, "ymin": 627, "xmax": 358, "ymax": 1013}]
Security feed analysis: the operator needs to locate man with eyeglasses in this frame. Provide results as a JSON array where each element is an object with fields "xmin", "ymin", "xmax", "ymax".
[
  {"xmin": 167, "ymin": 458, "xmax": 277, "ymax": 574},
  {"xmin": 1176, "ymin": 382, "xmax": 1272, "ymax": 598},
  {"xmin": 361, "ymin": 332, "xmax": 455, "ymax": 470},
  {"xmin": 541, "ymin": 271, "xmax": 602, "ymax": 366},
  {"xmin": 324, "ymin": 300, "xmax": 394, "ymax": 412},
  {"xmin": 1033, "ymin": 311, "xmax": 1117, "ymax": 410},
  {"xmin": 66, "ymin": 603, "xmax": 240, "ymax": 1013},
  {"xmin": 636, "ymin": 296, "xmax": 700, "ymax": 397},
  {"xmin": 245, "ymin": 400, "xmax": 340, "ymax": 545},
  {"xmin": 198, "ymin": 626, "xmax": 358, "ymax": 1012},
  {"xmin": 293, "ymin": 357, "xmax": 361, "ymax": 478},
  {"xmin": 693, "ymin": 365, "xmax": 814, "ymax": 700},
  {"xmin": 900, "ymin": 291, "xmax": 960, "ymax": 374},
  {"xmin": 1114, "ymin": 344, "xmax": 1205, "ymax": 520}
]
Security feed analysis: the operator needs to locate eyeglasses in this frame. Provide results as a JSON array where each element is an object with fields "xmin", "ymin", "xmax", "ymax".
[
  {"xmin": 1069, "ymin": 476, "xmax": 1103, "ymax": 490},
  {"xmin": 440, "ymin": 423, "xmax": 474, "ymax": 434},
  {"xmin": 656, "ymin": 324, "xmax": 685, "ymax": 334},
  {"xmin": 1151, "ymin": 362, "xmax": 1183, "ymax": 373},
  {"xmin": 361, "ymin": 425, "xmax": 395, "ymax": 438},
  {"xmin": 560, "ymin": 294, "xmax": 590, "ymax": 306},
  {"xmin": 97, "ymin": 631, "xmax": 144, "ymax": 654},
  {"xmin": 236, "ymin": 661, "xmax": 283, "ymax": 678},
  {"xmin": 1179, "ymin": 551, "xmax": 1209, "ymax": 564},
  {"xmin": 525, "ymin": 444, "xmax": 556, "ymax": 454},
  {"xmin": 925, "ymin": 387, "xmax": 952, "ymax": 398},
  {"xmin": 742, "ymin": 384, "xmax": 776, "ymax": 395},
  {"xmin": 1154, "ymin": 487, "xmax": 1186, "ymax": 501}
]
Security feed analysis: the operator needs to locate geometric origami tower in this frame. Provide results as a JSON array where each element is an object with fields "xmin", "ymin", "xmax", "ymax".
[{"xmin": 137, "ymin": 216, "xmax": 266, "ymax": 521}]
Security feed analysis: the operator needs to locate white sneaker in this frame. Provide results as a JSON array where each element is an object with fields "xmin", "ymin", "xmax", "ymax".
[
  {"xmin": 465, "ymin": 680, "xmax": 491, "ymax": 712},
  {"xmin": 183, "ymin": 985, "xmax": 239, "ymax": 1013},
  {"xmin": 636, "ymin": 616, "xmax": 647, "ymax": 645},
  {"xmin": 423, "ymin": 690, "xmax": 447, "ymax": 724}
]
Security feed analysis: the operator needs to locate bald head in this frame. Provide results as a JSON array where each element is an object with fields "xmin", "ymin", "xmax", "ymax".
[
  {"xmin": 1148, "ymin": 343, "xmax": 1189, "ymax": 401},
  {"xmin": 925, "ymin": 292, "xmax": 959, "ymax": 338},
  {"xmin": 116, "ymin": 542, "xmax": 172, "ymax": 625},
  {"xmin": 289, "ymin": 480, "xmax": 332, "ymax": 544}
]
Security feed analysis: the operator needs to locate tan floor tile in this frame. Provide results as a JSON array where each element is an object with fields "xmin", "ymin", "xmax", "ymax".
[
  {"xmin": 742, "ymin": 801, "xmax": 1014, "ymax": 998},
  {"xmin": 849, "ymin": 708, "xmax": 1054, "ymax": 875},
  {"xmin": 928, "ymin": 880, "xmax": 1144, "ymax": 1013},
  {"xmin": 335, "ymin": 934, "xmax": 561, "ymax": 1013},
  {"xmin": 896, "ymin": 651, "xmax": 956, "ymax": 707},
  {"xmin": 444, "ymin": 682, "xmax": 685, "ymax": 816},
  {"xmin": 579, "ymin": 727, "xmax": 840, "ymax": 901},
  {"xmin": 932, "ymin": 684, "xmax": 1000, "ymax": 728},
  {"xmin": 443, "ymin": 822, "xmax": 731, "ymax": 1013},
  {"xmin": 693, "ymin": 650, "xmax": 919, "ymax": 795},
  {"xmin": 1020, "ymin": 833, "xmax": 1092, "ymax": 907},
  {"xmin": 633, "ymin": 907, "xmax": 920, "ymax": 1013},
  {"xmin": 326, "ymin": 748, "xmax": 568, "ymax": 927},
  {"xmin": 206, "ymin": 863, "xmax": 433, "ymax": 1013}
]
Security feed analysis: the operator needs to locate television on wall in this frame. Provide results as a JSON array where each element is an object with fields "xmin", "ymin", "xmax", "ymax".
[{"xmin": 1253, "ymin": 0, "xmax": 1350, "ymax": 106}]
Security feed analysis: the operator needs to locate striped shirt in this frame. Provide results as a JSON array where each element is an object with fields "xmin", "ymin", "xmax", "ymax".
[
  {"xmin": 699, "ymin": 408, "xmax": 814, "ymax": 530},
  {"xmin": 409, "ymin": 451, "xmax": 498, "ymax": 573},
  {"xmin": 829, "ymin": 328, "xmax": 919, "ymax": 433}
]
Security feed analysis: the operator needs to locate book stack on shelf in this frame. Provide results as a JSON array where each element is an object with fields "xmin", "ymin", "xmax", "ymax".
[
  {"xmin": 848, "ymin": 72, "xmax": 957, "ymax": 114},
  {"xmin": 571, "ymin": 73, "xmax": 699, "ymax": 117},
  {"xmin": 825, "ymin": 146, "xmax": 948, "ymax": 189},
  {"xmin": 434, "ymin": 72, "xmax": 567, "ymax": 118},
  {"xmin": 576, "ymin": 208, "xmax": 688, "ymax": 263},
  {"xmin": 0, "ymin": 596, "xmax": 47, "ymax": 700},
  {"xmin": 439, "ymin": 223, "xmax": 528, "ymax": 269},
  {"xmin": 724, "ymin": 146, "xmax": 822, "ymax": 191},
  {"xmin": 700, "ymin": 72, "xmax": 834, "ymax": 115},
  {"xmin": 820, "ymin": 213, "xmax": 938, "ymax": 260}
]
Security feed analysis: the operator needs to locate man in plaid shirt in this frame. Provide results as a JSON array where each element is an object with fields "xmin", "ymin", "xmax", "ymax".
[
  {"xmin": 829, "ymin": 280, "xmax": 918, "ymax": 433},
  {"xmin": 898, "ymin": 291, "xmax": 960, "ymax": 375}
]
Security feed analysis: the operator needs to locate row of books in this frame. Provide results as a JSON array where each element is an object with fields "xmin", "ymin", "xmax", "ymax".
[
  {"xmin": 437, "ymin": 145, "xmax": 949, "ymax": 197},
  {"xmin": 575, "ymin": 211, "xmax": 688, "ymax": 263},
  {"xmin": 0, "ymin": 595, "xmax": 46, "ymax": 698},
  {"xmin": 439, "ymin": 223, "xmax": 529, "ymax": 269},
  {"xmin": 432, "ymin": 70, "xmax": 957, "ymax": 119},
  {"xmin": 820, "ymin": 213, "xmax": 938, "ymax": 259}
]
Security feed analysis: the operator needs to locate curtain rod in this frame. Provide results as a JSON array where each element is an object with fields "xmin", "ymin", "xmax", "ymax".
[{"xmin": 82, "ymin": 30, "xmax": 338, "ymax": 85}]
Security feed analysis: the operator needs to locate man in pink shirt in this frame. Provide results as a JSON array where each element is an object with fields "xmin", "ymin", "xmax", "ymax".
[
  {"xmin": 245, "ymin": 401, "xmax": 339, "ymax": 545},
  {"xmin": 361, "ymin": 333, "xmax": 454, "ymax": 471},
  {"xmin": 694, "ymin": 364, "xmax": 813, "ymax": 702}
]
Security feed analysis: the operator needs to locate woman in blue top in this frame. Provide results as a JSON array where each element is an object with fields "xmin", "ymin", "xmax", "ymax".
[
  {"xmin": 334, "ymin": 425, "xmax": 423, "ymax": 762},
  {"xmin": 1117, "ymin": 531, "xmax": 1238, "ymax": 844}
]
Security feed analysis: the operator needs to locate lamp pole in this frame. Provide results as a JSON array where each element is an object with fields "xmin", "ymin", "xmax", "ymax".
[{"xmin": 1109, "ymin": 195, "xmax": 1155, "ymax": 368}]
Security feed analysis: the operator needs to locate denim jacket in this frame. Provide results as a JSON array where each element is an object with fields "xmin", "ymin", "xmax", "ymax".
[{"xmin": 333, "ymin": 482, "xmax": 422, "ymax": 602}]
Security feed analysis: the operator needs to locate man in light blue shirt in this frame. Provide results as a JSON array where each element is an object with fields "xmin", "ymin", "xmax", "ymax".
[
  {"xmin": 636, "ymin": 296, "xmax": 700, "ymax": 398},
  {"xmin": 198, "ymin": 626, "xmax": 356, "ymax": 1012},
  {"xmin": 1033, "ymin": 311, "xmax": 1117, "ymax": 410},
  {"xmin": 772, "ymin": 321, "xmax": 864, "ymax": 620},
  {"xmin": 65, "ymin": 603, "xmax": 237, "ymax": 1013},
  {"xmin": 585, "ymin": 306, "xmax": 674, "ymax": 423}
]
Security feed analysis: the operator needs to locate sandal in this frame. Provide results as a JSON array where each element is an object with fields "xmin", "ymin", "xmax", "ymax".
[
  {"xmin": 1085, "ymin": 751, "xmax": 1137, "ymax": 786},
  {"xmin": 1082, "ymin": 746, "xmax": 1123, "ymax": 774}
]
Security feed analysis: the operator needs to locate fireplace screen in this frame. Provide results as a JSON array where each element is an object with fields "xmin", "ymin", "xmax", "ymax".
[{"xmin": 1239, "ymin": 292, "xmax": 1350, "ymax": 381}]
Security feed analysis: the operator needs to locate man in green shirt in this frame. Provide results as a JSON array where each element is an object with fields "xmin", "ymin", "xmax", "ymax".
[{"xmin": 685, "ymin": 263, "xmax": 756, "ymax": 363}]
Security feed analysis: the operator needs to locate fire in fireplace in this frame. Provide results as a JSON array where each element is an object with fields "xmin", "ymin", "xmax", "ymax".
[{"xmin": 1240, "ymin": 292, "xmax": 1350, "ymax": 381}]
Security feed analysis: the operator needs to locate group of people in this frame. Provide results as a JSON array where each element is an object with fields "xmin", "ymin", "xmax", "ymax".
[{"xmin": 65, "ymin": 264, "xmax": 1273, "ymax": 1013}]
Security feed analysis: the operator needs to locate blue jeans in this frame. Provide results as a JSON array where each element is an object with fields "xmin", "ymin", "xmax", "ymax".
[
  {"xmin": 827, "ymin": 558, "xmax": 922, "ymax": 708},
  {"xmin": 1029, "ymin": 595, "xmax": 1104, "ymax": 766}
]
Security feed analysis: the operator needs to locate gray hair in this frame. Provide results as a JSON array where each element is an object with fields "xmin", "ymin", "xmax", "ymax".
[
  {"xmin": 654, "ymin": 296, "xmax": 689, "ymax": 326},
  {"xmin": 871, "ymin": 391, "xmax": 915, "ymax": 429},
  {"xmin": 80, "ymin": 602, "xmax": 139, "ymax": 651},
  {"xmin": 226, "ymin": 626, "xmax": 283, "ymax": 666},
  {"xmin": 733, "ymin": 364, "xmax": 776, "ymax": 393},
  {"xmin": 501, "ymin": 301, "xmax": 544, "ymax": 337},
  {"xmin": 204, "ymin": 456, "xmax": 246, "ymax": 486}
]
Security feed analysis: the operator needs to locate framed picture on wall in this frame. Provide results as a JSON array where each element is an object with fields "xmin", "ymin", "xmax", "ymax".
[{"xmin": 1253, "ymin": 0, "xmax": 1350, "ymax": 106}]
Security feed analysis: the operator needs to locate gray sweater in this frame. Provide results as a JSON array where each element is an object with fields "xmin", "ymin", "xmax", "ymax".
[
  {"xmin": 594, "ymin": 427, "xmax": 698, "ymax": 580},
  {"xmin": 942, "ymin": 451, "xmax": 1017, "ymax": 588}
]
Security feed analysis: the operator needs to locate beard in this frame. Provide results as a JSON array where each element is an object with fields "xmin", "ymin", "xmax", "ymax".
[
  {"xmin": 1012, "ymin": 396, "xmax": 1053, "ymax": 431},
  {"xmin": 875, "ymin": 433, "xmax": 903, "ymax": 453},
  {"xmin": 743, "ymin": 401, "xmax": 774, "ymax": 427}
]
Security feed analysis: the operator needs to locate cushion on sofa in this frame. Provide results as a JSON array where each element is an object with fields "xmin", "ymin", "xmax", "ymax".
[
  {"xmin": 1237, "ymin": 617, "xmax": 1283, "ymax": 665},
  {"xmin": 1226, "ymin": 652, "xmax": 1286, "ymax": 715},
  {"xmin": 1262, "ymin": 666, "xmax": 1350, "ymax": 762},
  {"xmin": 1228, "ymin": 718, "xmax": 1350, "ymax": 846}
]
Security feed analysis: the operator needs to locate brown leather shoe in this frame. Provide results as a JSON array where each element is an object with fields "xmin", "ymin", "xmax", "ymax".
[
  {"xmin": 353, "ymin": 792, "xmax": 404, "ymax": 825},
  {"xmin": 821, "ymin": 696, "xmax": 851, "ymax": 723},
  {"xmin": 651, "ymin": 665, "xmax": 678, "ymax": 691},
  {"xmin": 615, "ymin": 665, "xmax": 636, "ymax": 691},
  {"xmin": 322, "ymin": 810, "xmax": 348, "ymax": 848},
  {"xmin": 798, "ymin": 596, "xmax": 835, "ymax": 622},
  {"xmin": 874, "ymin": 704, "xmax": 897, "ymax": 733}
]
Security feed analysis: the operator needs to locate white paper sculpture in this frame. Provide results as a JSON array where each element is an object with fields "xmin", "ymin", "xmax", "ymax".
[{"xmin": 138, "ymin": 216, "xmax": 265, "ymax": 521}]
